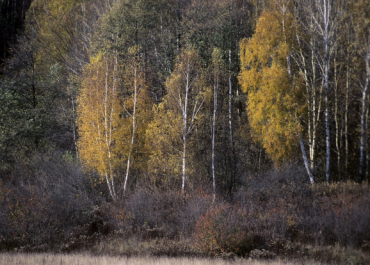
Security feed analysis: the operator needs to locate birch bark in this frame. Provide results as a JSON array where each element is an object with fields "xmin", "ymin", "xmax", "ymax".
[
  {"xmin": 123, "ymin": 62, "xmax": 138, "ymax": 196},
  {"xmin": 211, "ymin": 49, "xmax": 221, "ymax": 202},
  {"xmin": 311, "ymin": 0, "xmax": 336, "ymax": 183},
  {"xmin": 228, "ymin": 49, "xmax": 235, "ymax": 193},
  {"xmin": 182, "ymin": 70, "xmax": 189, "ymax": 195},
  {"xmin": 359, "ymin": 52, "xmax": 370, "ymax": 181},
  {"xmin": 300, "ymin": 132, "xmax": 315, "ymax": 184}
]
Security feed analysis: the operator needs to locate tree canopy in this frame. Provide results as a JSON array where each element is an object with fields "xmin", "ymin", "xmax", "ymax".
[{"xmin": 239, "ymin": 4, "xmax": 305, "ymax": 163}]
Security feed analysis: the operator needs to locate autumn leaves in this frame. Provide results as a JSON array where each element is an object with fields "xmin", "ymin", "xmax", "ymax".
[
  {"xmin": 77, "ymin": 4, "xmax": 309, "ymax": 199},
  {"xmin": 239, "ymin": 4, "xmax": 312, "ymax": 183},
  {"xmin": 240, "ymin": 6, "xmax": 303, "ymax": 161},
  {"xmin": 76, "ymin": 1, "xmax": 349, "ymax": 198},
  {"xmin": 77, "ymin": 46, "xmax": 209, "ymax": 199},
  {"xmin": 77, "ymin": 53, "xmax": 120, "ymax": 200}
]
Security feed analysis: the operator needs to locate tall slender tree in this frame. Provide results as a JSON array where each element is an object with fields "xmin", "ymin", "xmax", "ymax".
[
  {"xmin": 147, "ymin": 47, "xmax": 210, "ymax": 194},
  {"xmin": 77, "ymin": 52, "xmax": 120, "ymax": 200},
  {"xmin": 120, "ymin": 46, "xmax": 149, "ymax": 195},
  {"xmin": 211, "ymin": 48, "xmax": 223, "ymax": 201},
  {"xmin": 239, "ymin": 2, "xmax": 314, "ymax": 183},
  {"xmin": 309, "ymin": 0, "xmax": 339, "ymax": 183}
]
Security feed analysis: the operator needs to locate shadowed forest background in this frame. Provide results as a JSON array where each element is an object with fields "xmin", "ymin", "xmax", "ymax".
[{"xmin": 0, "ymin": 0, "xmax": 369, "ymax": 263}]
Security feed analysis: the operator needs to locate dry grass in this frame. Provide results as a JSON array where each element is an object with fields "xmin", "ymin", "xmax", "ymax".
[{"xmin": 0, "ymin": 253, "xmax": 321, "ymax": 265}]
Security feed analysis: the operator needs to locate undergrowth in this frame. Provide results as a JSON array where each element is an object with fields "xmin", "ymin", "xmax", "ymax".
[{"xmin": 1, "ymin": 163, "xmax": 369, "ymax": 264}]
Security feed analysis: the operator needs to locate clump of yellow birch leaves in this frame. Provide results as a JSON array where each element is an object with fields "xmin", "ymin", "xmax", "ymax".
[
  {"xmin": 77, "ymin": 52, "xmax": 120, "ymax": 199},
  {"xmin": 239, "ymin": 3, "xmax": 305, "ymax": 164},
  {"xmin": 77, "ymin": 46, "xmax": 151, "ymax": 199},
  {"xmin": 146, "ymin": 47, "xmax": 211, "ymax": 189}
]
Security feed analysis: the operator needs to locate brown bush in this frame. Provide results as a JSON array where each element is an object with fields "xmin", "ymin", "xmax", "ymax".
[
  {"xmin": 0, "ymin": 151, "xmax": 98, "ymax": 251},
  {"xmin": 193, "ymin": 205, "xmax": 254, "ymax": 255},
  {"xmin": 108, "ymin": 186, "xmax": 213, "ymax": 240},
  {"xmin": 231, "ymin": 165, "xmax": 370, "ymax": 257},
  {"xmin": 1, "ymin": 158, "xmax": 369, "ymax": 262}
]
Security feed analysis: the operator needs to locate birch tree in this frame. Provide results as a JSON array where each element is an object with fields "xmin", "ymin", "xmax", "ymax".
[
  {"xmin": 309, "ymin": 0, "xmax": 339, "ymax": 183},
  {"xmin": 120, "ymin": 46, "xmax": 149, "ymax": 196},
  {"xmin": 294, "ymin": 4, "xmax": 323, "ymax": 177},
  {"xmin": 344, "ymin": 22, "xmax": 355, "ymax": 179},
  {"xmin": 77, "ymin": 52, "xmax": 120, "ymax": 200},
  {"xmin": 239, "ymin": 3, "xmax": 314, "ymax": 184},
  {"xmin": 147, "ymin": 47, "xmax": 210, "ymax": 194},
  {"xmin": 211, "ymin": 48, "xmax": 223, "ymax": 202}
]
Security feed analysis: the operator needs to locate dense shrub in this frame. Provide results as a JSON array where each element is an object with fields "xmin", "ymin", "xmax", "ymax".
[
  {"xmin": 193, "ymin": 205, "xmax": 253, "ymax": 255},
  {"xmin": 232, "ymin": 165, "xmax": 370, "ymax": 256},
  {"xmin": 0, "ymin": 151, "xmax": 98, "ymax": 250},
  {"xmin": 108, "ymin": 186, "xmax": 213, "ymax": 239},
  {"xmin": 175, "ymin": 164, "xmax": 370, "ymax": 258},
  {"xmin": 1, "ymin": 159, "xmax": 369, "ymax": 263}
]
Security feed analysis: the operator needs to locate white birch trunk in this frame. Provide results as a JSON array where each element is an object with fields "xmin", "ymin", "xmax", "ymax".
[
  {"xmin": 212, "ymin": 68, "xmax": 218, "ymax": 203},
  {"xmin": 334, "ymin": 57, "xmax": 340, "ymax": 179},
  {"xmin": 324, "ymin": 86, "xmax": 330, "ymax": 183},
  {"xmin": 297, "ymin": 27, "xmax": 319, "ymax": 173},
  {"xmin": 169, "ymin": 49, "xmax": 205, "ymax": 195},
  {"xmin": 300, "ymin": 132, "xmax": 315, "ymax": 184},
  {"xmin": 182, "ymin": 71, "xmax": 189, "ymax": 196},
  {"xmin": 97, "ymin": 122, "xmax": 115, "ymax": 200},
  {"xmin": 359, "ymin": 53, "xmax": 370, "ymax": 182},
  {"xmin": 229, "ymin": 50, "xmax": 233, "ymax": 147},
  {"xmin": 110, "ymin": 56, "xmax": 118, "ymax": 198},
  {"xmin": 311, "ymin": 0, "xmax": 334, "ymax": 183},
  {"xmin": 359, "ymin": 88, "xmax": 367, "ymax": 181},
  {"xmin": 311, "ymin": 34, "xmax": 322, "ymax": 172},
  {"xmin": 228, "ymin": 49, "xmax": 235, "ymax": 191},
  {"xmin": 124, "ymin": 57, "xmax": 139, "ymax": 196},
  {"xmin": 345, "ymin": 58, "xmax": 350, "ymax": 179},
  {"xmin": 324, "ymin": 1, "xmax": 330, "ymax": 183},
  {"xmin": 291, "ymin": 46, "xmax": 315, "ymax": 183},
  {"xmin": 104, "ymin": 58, "xmax": 116, "ymax": 200},
  {"xmin": 91, "ymin": 65, "xmax": 114, "ymax": 200},
  {"xmin": 366, "ymin": 103, "xmax": 369, "ymax": 181},
  {"xmin": 315, "ymin": 0, "xmax": 332, "ymax": 183}
]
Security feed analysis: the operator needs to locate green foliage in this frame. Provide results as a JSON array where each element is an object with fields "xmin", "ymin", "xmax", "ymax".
[
  {"xmin": 0, "ymin": 35, "xmax": 68, "ymax": 169},
  {"xmin": 95, "ymin": 0, "xmax": 159, "ymax": 50}
]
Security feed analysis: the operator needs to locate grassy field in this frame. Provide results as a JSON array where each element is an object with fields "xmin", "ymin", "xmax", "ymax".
[{"xmin": 0, "ymin": 253, "xmax": 321, "ymax": 265}]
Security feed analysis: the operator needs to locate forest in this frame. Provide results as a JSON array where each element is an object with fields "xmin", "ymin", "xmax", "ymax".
[{"xmin": 0, "ymin": 0, "xmax": 370, "ymax": 263}]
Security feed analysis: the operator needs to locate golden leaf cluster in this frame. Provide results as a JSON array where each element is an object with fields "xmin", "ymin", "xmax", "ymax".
[{"xmin": 239, "ymin": 5, "xmax": 305, "ymax": 164}]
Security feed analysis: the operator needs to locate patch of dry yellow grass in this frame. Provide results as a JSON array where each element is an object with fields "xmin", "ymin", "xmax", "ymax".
[{"xmin": 0, "ymin": 253, "xmax": 320, "ymax": 265}]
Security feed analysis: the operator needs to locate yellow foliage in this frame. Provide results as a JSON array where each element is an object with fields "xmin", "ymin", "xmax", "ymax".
[
  {"xmin": 146, "ymin": 101, "xmax": 184, "ymax": 180},
  {"xmin": 146, "ymin": 47, "xmax": 211, "ymax": 185},
  {"xmin": 116, "ymin": 46, "xmax": 152, "ymax": 173},
  {"xmin": 27, "ymin": 0, "xmax": 82, "ymax": 63},
  {"xmin": 78, "ymin": 46, "xmax": 152, "ymax": 194},
  {"xmin": 239, "ymin": 5, "xmax": 305, "ymax": 164},
  {"xmin": 77, "ymin": 52, "xmax": 122, "ymax": 180}
]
